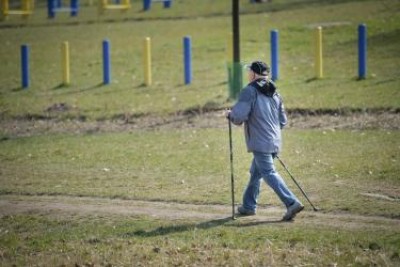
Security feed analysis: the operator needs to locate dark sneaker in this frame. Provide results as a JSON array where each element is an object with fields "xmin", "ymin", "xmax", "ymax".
[
  {"xmin": 237, "ymin": 206, "xmax": 256, "ymax": 216},
  {"xmin": 282, "ymin": 202, "xmax": 304, "ymax": 221}
]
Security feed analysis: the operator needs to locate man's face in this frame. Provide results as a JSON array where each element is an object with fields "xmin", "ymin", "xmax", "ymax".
[{"xmin": 248, "ymin": 70, "xmax": 255, "ymax": 82}]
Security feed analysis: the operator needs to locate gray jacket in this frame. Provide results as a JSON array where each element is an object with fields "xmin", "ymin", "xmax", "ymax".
[{"xmin": 229, "ymin": 78, "xmax": 287, "ymax": 153}]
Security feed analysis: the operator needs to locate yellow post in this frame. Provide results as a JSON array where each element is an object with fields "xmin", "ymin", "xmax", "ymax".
[
  {"xmin": 62, "ymin": 41, "xmax": 70, "ymax": 86},
  {"xmin": 2, "ymin": 0, "xmax": 9, "ymax": 18},
  {"xmin": 315, "ymin": 26, "xmax": 323, "ymax": 79},
  {"xmin": 144, "ymin": 37, "xmax": 152, "ymax": 86},
  {"xmin": 99, "ymin": 0, "xmax": 107, "ymax": 13},
  {"xmin": 121, "ymin": 0, "xmax": 129, "ymax": 12},
  {"xmin": 22, "ymin": 0, "xmax": 29, "ymax": 18}
]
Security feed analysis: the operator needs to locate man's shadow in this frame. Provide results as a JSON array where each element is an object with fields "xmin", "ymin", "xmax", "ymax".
[{"xmin": 124, "ymin": 216, "xmax": 284, "ymax": 238}]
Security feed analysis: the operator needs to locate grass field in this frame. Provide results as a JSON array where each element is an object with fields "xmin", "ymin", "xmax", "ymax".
[
  {"xmin": 1, "ymin": 128, "xmax": 400, "ymax": 217},
  {"xmin": 1, "ymin": 0, "xmax": 400, "ymax": 266},
  {"xmin": 0, "ymin": 0, "xmax": 399, "ymax": 119}
]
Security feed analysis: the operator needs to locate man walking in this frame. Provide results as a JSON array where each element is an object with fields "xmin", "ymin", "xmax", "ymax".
[{"xmin": 227, "ymin": 60, "xmax": 304, "ymax": 221}]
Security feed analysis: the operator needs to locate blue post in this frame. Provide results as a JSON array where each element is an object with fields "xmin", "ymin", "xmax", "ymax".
[
  {"xmin": 103, "ymin": 40, "xmax": 111, "ymax": 85},
  {"xmin": 21, "ymin": 45, "xmax": 29, "ymax": 89},
  {"xmin": 184, "ymin": 36, "xmax": 192, "ymax": 85},
  {"xmin": 358, "ymin": 24, "xmax": 367, "ymax": 79},
  {"xmin": 271, "ymin": 30, "xmax": 279, "ymax": 81},
  {"xmin": 164, "ymin": 0, "xmax": 171, "ymax": 8},
  {"xmin": 56, "ymin": 0, "xmax": 62, "ymax": 8},
  {"xmin": 48, "ymin": 0, "xmax": 55, "ymax": 18},
  {"xmin": 71, "ymin": 0, "xmax": 79, "ymax": 17},
  {"xmin": 143, "ymin": 0, "xmax": 151, "ymax": 11}
]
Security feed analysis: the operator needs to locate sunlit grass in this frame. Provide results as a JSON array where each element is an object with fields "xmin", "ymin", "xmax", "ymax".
[
  {"xmin": 1, "ymin": 128, "xmax": 399, "ymax": 217},
  {"xmin": 0, "ymin": 213, "xmax": 399, "ymax": 266},
  {"xmin": 1, "ymin": 0, "xmax": 399, "ymax": 119}
]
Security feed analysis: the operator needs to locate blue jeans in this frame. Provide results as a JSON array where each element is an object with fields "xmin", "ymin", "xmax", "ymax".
[{"xmin": 242, "ymin": 152, "xmax": 299, "ymax": 211}]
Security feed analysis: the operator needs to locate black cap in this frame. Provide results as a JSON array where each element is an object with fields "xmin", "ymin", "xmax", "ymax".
[{"xmin": 247, "ymin": 61, "xmax": 270, "ymax": 76}]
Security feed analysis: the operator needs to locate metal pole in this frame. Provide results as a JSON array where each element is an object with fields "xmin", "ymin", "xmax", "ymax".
[
  {"xmin": 2, "ymin": 0, "xmax": 9, "ymax": 18},
  {"xmin": 183, "ymin": 36, "xmax": 192, "ymax": 85},
  {"xmin": 232, "ymin": 0, "xmax": 240, "ymax": 64},
  {"xmin": 144, "ymin": 37, "xmax": 152, "ymax": 86},
  {"xmin": 358, "ymin": 24, "xmax": 367, "ymax": 79},
  {"xmin": 48, "ymin": 0, "xmax": 55, "ymax": 18},
  {"xmin": 71, "ymin": 0, "xmax": 78, "ymax": 17},
  {"xmin": 62, "ymin": 41, "xmax": 70, "ymax": 86},
  {"xmin": 271, "ymin": 30, "xmax": 279, "ymax": 81},
  {"xmin": 228, "ymin": 119, "xmax": 236, "ymax": 220},
  {"xmin": 276, "ymin": 156, "xmax": 319, "ymax": 211},
  {"xmin": 231, "ymin": 0, "xmax": 241, "ymax": 99},
  {"xmin": 315, "ymin": 26, "xmax": 323, "ymax": 79},
  {"xmin": 143, "ymin": 0, "xmax": 151, "ymax": 11},
  {"xmin": 164, "ymin": 0, "xmax": 171, "ymax": 8},
  {"xmin": 21, "ymin": 44, "xmax": 29, "ymax": 89},
  {"xmin": 103, "ymin": 39, "xmax": 111, "ymax": 85}
]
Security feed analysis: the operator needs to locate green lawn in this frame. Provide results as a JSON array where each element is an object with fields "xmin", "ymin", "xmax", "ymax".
[
  {"xmin": 0, "ymin": 213, "xmax": 399, "ymax": 266},
  {"xmin": 1, "ymin": 0, "xmax": 399, "ymax": 119},
  {"xmin": 1, "ymin": 128, "xmax": 399, "ymax": 218}
]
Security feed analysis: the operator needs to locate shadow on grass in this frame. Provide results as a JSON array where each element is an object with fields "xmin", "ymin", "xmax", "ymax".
[
  {"xmin": 52, "ymin": 83, "xmax": 104, "ymax": 96},
  {"xmin": 125, "ymin": 216, "xmax": 285, "ymax": 238},
  {"xmin": 125, "ymin": 217, "xmax": 233, "ymax": 238},
  {"xmin": 134, "ymin": 83, "xmax": 147, "ymax": 89},
  {"xmin": 230, "ymin": 219, "xmax": 285, "ymax": 227},
  {"xmin": 11, "ymin": 87, "xmax": 25, "ymax": 92},
  {"xmin": 305, "ymin": 77, "xmax": 319, "ymax": 83},
  {"xmin": 52, "ymin": 83, "xmax": 68, "ymax": 90}
]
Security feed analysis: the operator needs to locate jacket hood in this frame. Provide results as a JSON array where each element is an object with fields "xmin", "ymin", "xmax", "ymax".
[{"xmin": 250, "ymin": 78, "xmax": 277, "ymax": 97}]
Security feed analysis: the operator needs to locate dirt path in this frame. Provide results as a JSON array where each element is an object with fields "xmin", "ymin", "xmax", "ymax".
[
  {"xmin": 1, "ymin": 109, "xmax": 399, "ymax": 138},
  {"xmin": 1, "ymin": 194, "xmax": 399, "ymax": 231}
]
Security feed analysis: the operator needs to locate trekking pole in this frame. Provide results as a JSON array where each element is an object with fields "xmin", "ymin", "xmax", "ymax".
[
  {"xmin": 276, "ymin": 155, "xmax": 320, "ymax": 211},
  {"xmin": 228, "ymin": 119, "xmax": 236, "ymax": 219}
]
